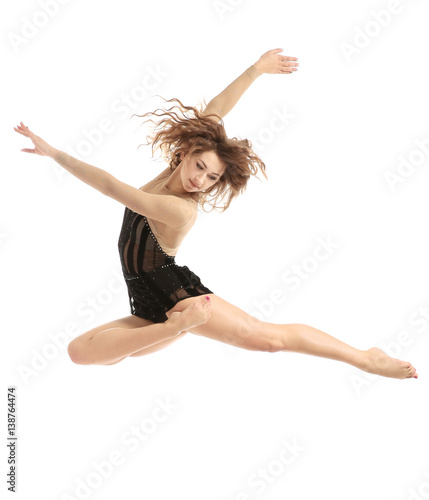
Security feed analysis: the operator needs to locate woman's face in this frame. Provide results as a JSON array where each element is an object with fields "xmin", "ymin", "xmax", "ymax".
[{"xmin": 180, "ymin": 150, "xmax": 225, "ymax": 192}]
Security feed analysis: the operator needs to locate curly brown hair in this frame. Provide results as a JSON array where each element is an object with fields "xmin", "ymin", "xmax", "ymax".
[{"xmin": 132, "ymin": 95, "xmax": 268, "ymax": 213}]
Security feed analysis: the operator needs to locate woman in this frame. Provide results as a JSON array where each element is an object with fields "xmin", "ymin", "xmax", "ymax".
[{"xmin": 14, "ymin": 49, "xmax": 418, "ymax": 380}]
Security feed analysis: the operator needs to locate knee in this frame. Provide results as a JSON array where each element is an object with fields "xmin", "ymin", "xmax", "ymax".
[
  {"xmin": 236, "ymin": 320, "xmax": 283, "ymax": 353},
  {"xmin": 255, "ymin": 327, "xmax": 287, "ymax": 353},
  {"xmin": 252, "ymin": 338, "xmax": 282, "ymax": 353},
  {"xmin": 67, "ymin": 339, "xmax": 89, "ymax": 365},
  {"xmin": 247, "ymin": 329, "xmax": 283, "ymax": 353},
  {"xmin": 264, "ymin": 338, "xmax": 284, "ymax": 353}
]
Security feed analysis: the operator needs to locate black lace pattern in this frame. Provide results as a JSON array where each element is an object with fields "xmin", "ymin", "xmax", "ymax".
[{"xmin": 118, "ymin": 207, "xmax": 213, "ymax": 323}]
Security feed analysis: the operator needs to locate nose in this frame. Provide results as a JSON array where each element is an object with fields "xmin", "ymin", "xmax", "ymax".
[{"xmin": 194, "ymin": 176, "xmax": 204, "ymax": 187}]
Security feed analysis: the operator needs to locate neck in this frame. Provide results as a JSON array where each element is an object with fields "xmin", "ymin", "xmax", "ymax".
[
  {"xmin": 163, "ymin": 166, "xmax": 187, "ymax": 195},
  {"xmin": 159, "ymin": 167, "xmax": 199, "ymax": 202}
]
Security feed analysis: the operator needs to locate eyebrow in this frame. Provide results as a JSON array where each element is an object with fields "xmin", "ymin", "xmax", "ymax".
[{"xmin": 200, "ymin": 160, "xmax": 221, "ymax": 177}]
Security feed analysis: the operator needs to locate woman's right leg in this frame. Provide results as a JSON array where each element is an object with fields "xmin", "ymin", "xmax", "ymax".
[
  {"xmin": 166, "ymin": 294, "xmax": 418, "ymax": 380},
  {"xmin": 67, "ymin": 296, "xmax": 212, "ymax": 366}
]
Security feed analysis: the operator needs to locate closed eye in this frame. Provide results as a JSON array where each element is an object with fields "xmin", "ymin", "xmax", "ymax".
[{"xmin": 197, "ymin": 163, "xmax": 217, "ymax": 181}]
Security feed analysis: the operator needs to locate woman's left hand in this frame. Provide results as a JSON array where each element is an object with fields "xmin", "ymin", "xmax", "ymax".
[
  {"xmin": 14, "ymin": 122, "xmax": 58, "ymax": 158},
  {"xmin": 254, "ymin": 48, "xmax": 299, "ymax": 75}
]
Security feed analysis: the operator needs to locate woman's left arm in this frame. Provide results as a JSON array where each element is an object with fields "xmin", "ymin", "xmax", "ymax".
[{"xmin": 202, "ymin": 48, "xmax": 299, "ymax": 122}]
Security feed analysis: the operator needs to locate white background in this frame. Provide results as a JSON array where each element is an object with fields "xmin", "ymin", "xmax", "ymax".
[{"xmin": 2, "ymin": 0, "xmax": 429, "ymax": 499}]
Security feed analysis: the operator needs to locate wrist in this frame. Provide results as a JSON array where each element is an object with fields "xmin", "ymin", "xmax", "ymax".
[
  {"xmin": 252, "ymin": 62, "xmax": 263, "ymax": 77},
  {"xmin": 50, "ymin": 148, "xmax": 61, "ymax": 160}
]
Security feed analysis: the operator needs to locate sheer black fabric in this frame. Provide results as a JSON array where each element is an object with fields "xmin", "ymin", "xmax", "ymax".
[{"xmin": 118, "ymin": 207, "xmax": 214, "ymax": 323}]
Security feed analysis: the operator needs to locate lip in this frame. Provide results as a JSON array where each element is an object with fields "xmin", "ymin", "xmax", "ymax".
[{"xmin": 190, "ymin": 180, "xmax": 200, "ymax": 189}]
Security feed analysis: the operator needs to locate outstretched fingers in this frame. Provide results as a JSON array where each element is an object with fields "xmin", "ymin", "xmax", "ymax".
[
  {"xmin": 14, "ymin": 122, "xmax": 30, "ymax": 136},
  {"xmin": 14, "ymin": 122, "xmax": 53, "ymax": 156},
  {"xmin": 14, "ymin": 123, "xmax": 35, "ymax": 150},
  {"xmin": 280, "ymin": 57, "xmax": 299, "ymax": 74}
]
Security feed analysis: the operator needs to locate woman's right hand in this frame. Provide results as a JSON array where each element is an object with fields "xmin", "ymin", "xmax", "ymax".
[
  {"xmin": 254, "ymin": 48, "xmax": 299, "ymax": 75},
  {"xmin": 14, "ymin": 122, "xmax": 59, "ymax": 158}
]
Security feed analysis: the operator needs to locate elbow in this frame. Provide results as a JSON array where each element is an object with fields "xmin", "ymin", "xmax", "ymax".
[
  {"xmin": 202, "ymin": 105, "xmax": 223, "ymax": 123},
  {"xmin": 103, "ymin": 174, "xmax": 114, "ymax": 198}
]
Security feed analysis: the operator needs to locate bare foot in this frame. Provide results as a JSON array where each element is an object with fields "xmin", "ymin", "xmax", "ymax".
[
  {"xmin": 168, "ymin": 296, "xmax": 212, "ymax": 333},
  {"xmin": 364, "ymin": 347, "xmax": 418, "ymax": 379}
]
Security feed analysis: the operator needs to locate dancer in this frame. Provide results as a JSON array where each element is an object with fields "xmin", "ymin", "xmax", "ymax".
[{"xmin": 14, "ymin": 49, "xmax": 418, "ymax": 380}]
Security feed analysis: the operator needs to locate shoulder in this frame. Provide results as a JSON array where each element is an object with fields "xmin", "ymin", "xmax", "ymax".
[
  {"xmin": 140, "ymin": 165, "xmax": 173, "ymax": 189},
  {"xmin": 166, "ymin": 195, "xmax": 197, "ymax": 229},
  {"xmin": 177, "ymin": 195, "xmax": 198, "ymax": 216}
]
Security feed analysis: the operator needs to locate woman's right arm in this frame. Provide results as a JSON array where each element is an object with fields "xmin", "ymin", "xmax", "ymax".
[
  {"xmin": 202, "ymin": 48, "xmax": 299, "ymax": 122},
  {"xmin": 15, "ymin": 122, "xmax": 112, "ymax": 197},
  {"xmin": 14, "ymin": 123, "xmax": 193, "ymax": 228}
]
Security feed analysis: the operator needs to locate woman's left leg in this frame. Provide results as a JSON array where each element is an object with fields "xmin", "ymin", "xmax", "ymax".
[
  {"xmin": 68, "ymin": 300, "xmax": 211, "ymax": 366},
  {"xmin": 163, "ymin": 294, "xmax": 418, "ymax": 380}
]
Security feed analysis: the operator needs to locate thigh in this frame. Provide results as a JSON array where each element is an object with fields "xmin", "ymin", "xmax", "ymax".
[
  {"xmin": 128, "ymin": 331, "xmax": 188, "ymax": 358},
  {"xmin": 86, "ymin": 315, "xmax": 188, "ymax": 365},
  {"xmin": 166, "ymin": 294, "xmax": 278, "ymax": 352},
  {"xmin": 77, "ymin": 314, "xmax": 154, "ymax": 343}
]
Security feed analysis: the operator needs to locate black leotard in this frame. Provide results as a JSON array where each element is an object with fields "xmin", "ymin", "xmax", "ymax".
[{"xmin": 118, "ymin": 206, "xmax": 214, "ymax": 323}]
